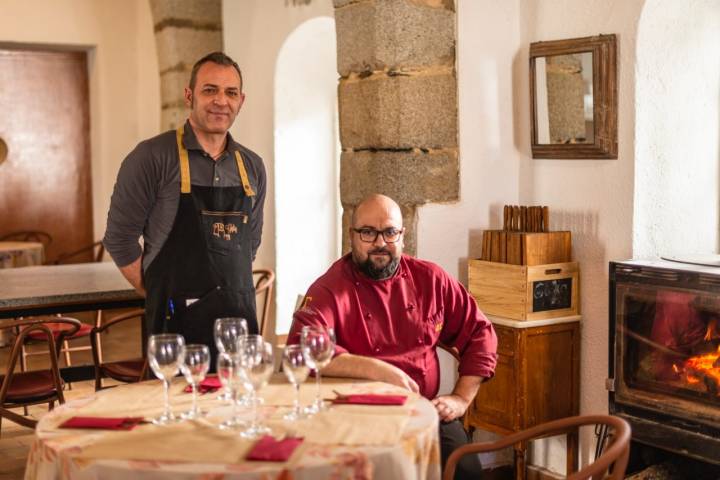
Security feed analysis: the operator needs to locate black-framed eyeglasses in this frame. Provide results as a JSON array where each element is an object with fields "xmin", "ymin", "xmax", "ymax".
[{"xmin": 352, "ymin": 227, "xmax": 404, "ymax": 243}]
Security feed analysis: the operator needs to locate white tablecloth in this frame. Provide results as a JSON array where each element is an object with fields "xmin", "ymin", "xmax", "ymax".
[{"xmin": 26, "ymin": 376, "xmax": 441, "ymax": 480}]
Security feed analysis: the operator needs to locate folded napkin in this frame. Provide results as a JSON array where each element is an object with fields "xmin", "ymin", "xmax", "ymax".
[
  {"xmin": 246, "ymin": 435, "xmax": 304, "ymax": 462},
  {"xmin": 59, "ymin": 416, "xmax": 145, "ymax": 430},
  {"xmin": 183, "ymin": 376, "xmax": 222, "ymax": 394},
  {"xmin": 332, "ymin": 393, "xmax": 408, "ymax": 406}
]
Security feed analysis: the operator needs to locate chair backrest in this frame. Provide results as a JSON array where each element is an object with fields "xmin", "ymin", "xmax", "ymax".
[
  {"xmin": 1, "ymin": 317, "xmax": 80, "ymax": 424},
  {"xmin": 253, "ymin": 268, "xmax": 275, "ymax": 337},
  {"xmin": 0, "ymin": 230, "xmax": 53, "ymax": 249},
  {"xmin": 90, "ymin": 308, "xmax": 147, "ymax": 391},
  {"xmin": 443, "ymin": 414, "xmax": 631, "ymax": 480},
  {"xmin": 54, "ymin": 241, "xmax": 105, "ymax": 264}
]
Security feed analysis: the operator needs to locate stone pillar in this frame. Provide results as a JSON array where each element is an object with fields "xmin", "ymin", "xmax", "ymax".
[
  {"xmin": 334, "ymin": 0, "xmax": 458, "ymax": 255},
  {"xmin": 148, "ymin": 0, "xmax": 223, "ymax": 130}
]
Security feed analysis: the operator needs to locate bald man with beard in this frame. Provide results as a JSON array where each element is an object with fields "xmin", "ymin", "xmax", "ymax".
[{"xmin": 289, "ymin": 194, "xmax": 498, "ymax": 479}]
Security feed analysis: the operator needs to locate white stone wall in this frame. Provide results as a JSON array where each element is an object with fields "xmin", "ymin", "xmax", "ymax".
[{"xmin": 633, "ymin": 0, "xmax": 720, "ymax": 258}]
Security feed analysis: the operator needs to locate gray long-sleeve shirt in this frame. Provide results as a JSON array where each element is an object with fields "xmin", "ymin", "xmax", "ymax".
[{"xmin": 103, "ymin": 120, "xmax": 266, "ymax": 271}]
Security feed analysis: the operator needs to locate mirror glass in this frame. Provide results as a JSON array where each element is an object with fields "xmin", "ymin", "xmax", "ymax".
[{"xmin": 534, "ymin": 52, "xmax": 594, "ymax": 145}]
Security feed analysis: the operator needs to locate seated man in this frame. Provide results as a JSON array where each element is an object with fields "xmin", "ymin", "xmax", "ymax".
[{"xmin": 289, "ymin": 193, "xmax": 498, "ymax": 479}]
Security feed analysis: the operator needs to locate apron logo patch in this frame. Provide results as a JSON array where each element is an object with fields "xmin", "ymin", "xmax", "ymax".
[
  {"xmin": 435, "ymin": 322, "xmax": 444, "ymax": 332},
  {"xmin": 212, "ymin": 222, "xmax": 238, "ymax": 241}
]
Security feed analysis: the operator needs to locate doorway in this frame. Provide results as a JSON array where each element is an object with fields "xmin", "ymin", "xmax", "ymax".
[{"xmin": 0, "ymin": 47, "xmax": 93, "ymax": 263}]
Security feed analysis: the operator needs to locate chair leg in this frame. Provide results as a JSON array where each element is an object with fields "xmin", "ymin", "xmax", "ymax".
[
  {"xmin": 63, "ymin": 339, "xmax": 73, "ymax": 391},
  {"xmin": 63, "ymin": 339, "xmax": 72, "ymax": 367},
  {"xmin": 19, "ymin": 342, "xmax": 30, "ymax": 416}
]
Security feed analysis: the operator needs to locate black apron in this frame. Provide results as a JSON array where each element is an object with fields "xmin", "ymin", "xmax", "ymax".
[{"xmin": 144, "ymin": 126, "xmax": 258, "ymax": 367}]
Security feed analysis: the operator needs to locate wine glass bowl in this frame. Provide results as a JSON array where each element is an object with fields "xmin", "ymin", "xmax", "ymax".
[
  {"xmin": 148, "ymin": 333, "xmax": 185, "ymax": 425},
  {"xmin": 214, "ymin": 317, "xmax": 249, "ymax": 354},
  {"xmin": 300, "ymin": 326, "xmax": 335, "ymax": 414}
]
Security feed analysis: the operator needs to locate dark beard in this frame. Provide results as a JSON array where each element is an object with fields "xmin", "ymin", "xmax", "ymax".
[{"xmin": 358, "ymin": 255, "xmax": 400, "ymax": 280}]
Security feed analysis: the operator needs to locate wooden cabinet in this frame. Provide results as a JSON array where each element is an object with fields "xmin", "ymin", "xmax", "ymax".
[{"xmin": 464, "ymin": 316, "xmax": 581, "ymax": 478}]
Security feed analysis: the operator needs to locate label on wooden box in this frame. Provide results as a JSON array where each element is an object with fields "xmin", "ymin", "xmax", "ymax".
[{"xmin": 532, "ymin": 277, "xmax": 572, "ymax": 312}]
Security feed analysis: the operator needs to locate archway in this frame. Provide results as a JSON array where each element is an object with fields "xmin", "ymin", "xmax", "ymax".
[{"xmin": 274, "ymin": 16, "xmax": 340, "ymax": 333}]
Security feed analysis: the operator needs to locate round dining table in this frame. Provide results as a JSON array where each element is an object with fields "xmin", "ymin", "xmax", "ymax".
[
  {"xmin": 0, "ymin": 241, "xmax": 44, "ymax": 269},
  {"xmin": 26, "ymin": 375, "xmax": 441, "ymax": 479}
]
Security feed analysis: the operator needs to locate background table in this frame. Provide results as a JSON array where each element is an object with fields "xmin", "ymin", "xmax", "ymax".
[
  {"xmin": 0, "ymin": 262, "xmax": 144, "ymax": 380},
  {"xmin": 0, "ymin": 241, "xmax": 44, "ymax": 269},
  {"xmin": 27, "ymin": 376, "xmax": 441, "ymax": 480}
]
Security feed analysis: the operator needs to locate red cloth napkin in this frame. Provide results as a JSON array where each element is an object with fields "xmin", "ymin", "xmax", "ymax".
[
  {"xmin": 246, "ymin": 435, "xmax": 304, "ymax": 462},
  {"xmin": 332, "ymin": 394, "xmax": 408, "ymax": 406},
  {"xmin": 59, "ymin": 416, "xmax": 145, "ymax": 430},
  {"xmin": 183, "ymin": 376, "xmax": 222, "ymax": 393}
]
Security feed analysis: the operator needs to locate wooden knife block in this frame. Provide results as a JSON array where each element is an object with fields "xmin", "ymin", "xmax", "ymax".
[{"xmin": 481, "ymin": 230, "xmax": 572, "ymax": 266}]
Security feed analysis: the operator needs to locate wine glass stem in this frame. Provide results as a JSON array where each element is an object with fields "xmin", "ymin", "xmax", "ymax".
[
  {"xmin": 250, "ymin": 390, "xmax": 258, "ymax": 430},
  {"xmin": 163, "ymin": 379, "xmax": 171, "ymax": 418},
  {"xmin": 315, "ymin": 369, "xmax": 322, "ymax": 407},
  {"xmin": 232, "ymin": 387, "xmax": 239, "ymax": 422},
  {"xmin": 293, "ymin": 383, "xmax": 300, "ymax": 416},
  {"xmin": 191, "ymin": 384, "xmax": 198, "ymax": 414}
]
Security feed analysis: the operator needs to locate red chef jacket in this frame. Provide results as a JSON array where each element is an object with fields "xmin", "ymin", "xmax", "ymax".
[{"xmin": 289, "ymin": 254, "xmax": 498, "ymax": 399}]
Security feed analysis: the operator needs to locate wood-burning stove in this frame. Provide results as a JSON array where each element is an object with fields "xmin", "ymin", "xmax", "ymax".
[{"xmin": 609, "ymin": 259, "xmax": 720, "ymax": 465}]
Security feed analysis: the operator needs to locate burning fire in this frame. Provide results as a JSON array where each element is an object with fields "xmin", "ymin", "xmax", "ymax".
[{"xmin": 682, "ymin": 345, "xmax": 720, "ymax": 394}]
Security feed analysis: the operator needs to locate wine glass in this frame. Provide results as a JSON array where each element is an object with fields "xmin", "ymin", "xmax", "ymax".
[
  {"xmin": 148, "ymin": 333, "xmax": 185, "ymax": 425},
  {"xmin": 217, "ymin": 351, "xmax": 247, "ymax": 430},
  {"xmin": 300, "ymin": 326, "xmax": 335, "ymax": 414},
  {"xmin": 238, "ymin": 336, "xmax": 275, "ymax": 438},
  {"xmin": 282, "ymin": 344, "xmax": 310, "ymax": 421},
  {"xmin": 214, "ymin": 317, "xmax": 248, "ymax": 401},
  {"xmin": 180, "ymin": 344, "xmax": 210, "ymax": 419}
]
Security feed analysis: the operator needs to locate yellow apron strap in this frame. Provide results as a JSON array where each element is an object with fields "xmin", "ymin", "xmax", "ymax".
[
  {"xmin": 234, "ymin": 150, "xmax": 256, "ymax": 197},
  {"xmin": 176, "ymin": 127, "xmax": 191, "ymax": 194}
]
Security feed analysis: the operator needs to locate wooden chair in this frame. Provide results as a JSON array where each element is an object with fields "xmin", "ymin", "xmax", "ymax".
[
  {"xmin": 90, "ymin": 309, "xmax": 147, "ymax": 391},
  {"xmin": 53, "ymin": 240, "xmax": 105, "ymax": 264},
  {"xmin": 1, "ymin": 317, "xmax": 80, "ymax": 433},
  {"xmin": 253, "ymin": 268, "xmax": 275, "ymax": 337},
  {"xmin": 22, "ymin": 241, "xmax": 106, "ymax": 371},
  {"xmin": 442, "ymin": 414, "xmax": 631, "ymax": 480}
]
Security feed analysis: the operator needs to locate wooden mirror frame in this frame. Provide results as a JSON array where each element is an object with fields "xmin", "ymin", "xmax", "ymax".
[{"xmin": 530, "ymin": 34, "xmax": 617, "ymax": 159}]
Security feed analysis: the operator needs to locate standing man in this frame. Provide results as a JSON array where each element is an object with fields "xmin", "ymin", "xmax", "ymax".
[
  {"xmin": 289, "ymin": 194, "xmax": 497, "ymax": 479},
  {"xmin": 104, "ymin": 52, "xmax": 266, "ymax": 362}
]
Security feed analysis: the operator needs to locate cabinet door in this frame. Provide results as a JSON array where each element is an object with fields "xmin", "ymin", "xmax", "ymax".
[
  {"xmin": 523, "ymin": 324, "xmax": 579, "ymax": 427},
  {"xmin": 470, "ymin": 325, "xmax": 517, "ymax": 431},
  {"xmin": 472, "ymin": 353, "xmax": 517, "ymax": 430}
]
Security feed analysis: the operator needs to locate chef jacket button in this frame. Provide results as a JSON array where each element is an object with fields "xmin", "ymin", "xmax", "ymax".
[
  {"xmin": 355, "ymin": 281, "xmax": 360, "ymax": 287},
  {"xmin": 402, "ymin": 272, "xmax": 407, "ymax": 278},
  {"xmin": 417, "ymin": 337, "xmax": 423, "ymax": 344},
  {"xmin": 365, "ymin": 313, "xmax": 371, "ymax": 319},
  {"xmin": 374, "ymin": 347, "xmax": 380, "ymax": 353}
]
